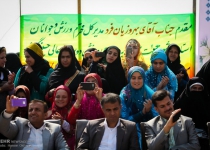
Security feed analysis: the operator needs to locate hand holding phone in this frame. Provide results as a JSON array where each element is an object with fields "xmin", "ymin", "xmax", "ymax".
[
  {"xmin": 126, "ymin": 46, "xmax": 133, "ymax": 58},
  {"xmin": 80, "ymin": 82, "xmax": 95, "ymax": 90},
  {"xmin": 172, "ymin": 110, "xmax": 181, "ymax": 123},
  {"xmin": 95, "ymin": 52, "xmax": 105, "ymax": 57},
  {"xmin": 11, "ymin": 98, "xmax": 27, "ymax": 107}
]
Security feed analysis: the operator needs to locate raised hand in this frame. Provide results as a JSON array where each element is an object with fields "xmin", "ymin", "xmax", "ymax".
[
  {"xmin": 142, "ymin": 99, "xmax": 152, "ymax": 114},
  {"xmin": 5, "ymin": 95, "xmax": 18, "ymax": 114},
  {"xmin": 94, "ymin": 84, "xmax": 103, "ymax": 101}
]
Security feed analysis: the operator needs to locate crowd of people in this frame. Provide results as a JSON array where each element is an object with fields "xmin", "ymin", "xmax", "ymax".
[{"xmin": 0, "ymin": 39, "xmax": 209, "ymax": 150}]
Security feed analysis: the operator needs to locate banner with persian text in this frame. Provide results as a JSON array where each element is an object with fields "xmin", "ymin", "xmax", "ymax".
[{"xmin": 20, "ymin": 14, "xmax": 194, "ymax": 76}]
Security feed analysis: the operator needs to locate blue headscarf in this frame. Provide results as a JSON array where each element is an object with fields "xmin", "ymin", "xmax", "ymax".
[{"xmin": 145, "ymin": 48, "xmax": 178, "ymax": 100}]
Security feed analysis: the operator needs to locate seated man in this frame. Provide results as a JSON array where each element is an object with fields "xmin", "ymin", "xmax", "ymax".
[
  {"xmin": 77, "ymin": 93, "xmax": 140, "ymax": 150},
  {"xmin": 144, "ymin": 90, "xmax": 200, "ymax": 150},
  {"xmin": 0, "ymin": 95, "xmax": 69, "ymax": 150}
]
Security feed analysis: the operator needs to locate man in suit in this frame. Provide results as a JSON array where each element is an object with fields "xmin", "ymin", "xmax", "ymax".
[
  {"xmin": 77, "ymin": 93, "xmax": 140, "ymax": 150},
  {"xmin": 144, "ymin": 90, "xmax": 200, "ymax": 150},
  {"xmin": 0, "ymin": 95, "xmax": 69, "ymax": 150}
]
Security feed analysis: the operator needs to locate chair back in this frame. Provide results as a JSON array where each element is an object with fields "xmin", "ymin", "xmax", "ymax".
[
  {"xmin": 75, "ymin": 119, "xmax": 89, "ymax": 147},
  {"xmin": 140, "ymin": 122, "xmax": 148, "ymax": 150}
]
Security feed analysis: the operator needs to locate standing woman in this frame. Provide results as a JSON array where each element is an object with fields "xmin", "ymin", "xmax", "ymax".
[
  {"xmin": 165, "ymin": 44, "xmax": 189, "ymax": 101},
  {"xmin": 14, "ymin": 43, "xmax": 53, "ymax": 101},
  {"xmin": 46, "ymin": 85, "xmax": 74, "ymax": 149},
  {"xmin": 90, "ymin": 46, "xmax": 127, "ymax": 94},
  {"xmin": 145, "ymin": 48, "xmax": 178, "ymax": 101},
  {"xmin": 120, "ymin": 66, "xmax": 158, "ymax": 149},
  {"xmin": 47, "ymin": 45, "xmax": 85, "ymax": 102},
  {"xmin": 123, "ymin": 39, "xmax": 148, "ymax": 74}
]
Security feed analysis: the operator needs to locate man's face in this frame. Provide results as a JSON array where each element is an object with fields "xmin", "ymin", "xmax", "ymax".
[
  {"xmin": 155, "ymin": 96, "xmax": 174, "ymax": 119},
  {"xmin": 102, "ymin": 101, "xmax": 121, "ymax": 124},
  {"xmin": 28, "ymin": 102, "xmax": 47, "ymax": 126}
]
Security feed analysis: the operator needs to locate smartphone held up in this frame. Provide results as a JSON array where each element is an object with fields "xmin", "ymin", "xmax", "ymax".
[
  {"xmin": 11, "ymin": 98, "xmax": 27, "ymax": 107},
  {"xmin": 80, "ymin": 82, "xmax": 95, "ymax": 90}
]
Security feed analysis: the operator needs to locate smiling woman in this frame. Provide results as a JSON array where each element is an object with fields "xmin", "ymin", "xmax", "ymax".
[{"xmin": 14, "ymin": 43, "xmax": 53, "ymax": 101}]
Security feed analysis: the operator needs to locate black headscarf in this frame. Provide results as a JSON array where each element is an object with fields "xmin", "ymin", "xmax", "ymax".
[
  {"xmin": 196, "ymin": 59, "xmax": 210, "ymax": 94},
  {"xmin": 165, "ymin": 44, "xmax": 185, "ymax": 74},
  {"xmin": 81, "ymin": 48, "xmax": 96, "ymax": 69},
  {"xmin": 104, "ymin": 46, "xmax": 127, "ymax": 94},
  {"xmin": 174, "ymin": 77, "xmax": 210, "ymax": 131},
  {"xmin": 48, "ymin": 45, "xmax": 78, "ymax": 90},
  {"xmin": 5, "ymin": 53, "xmax": 22, "ymax": 74}
]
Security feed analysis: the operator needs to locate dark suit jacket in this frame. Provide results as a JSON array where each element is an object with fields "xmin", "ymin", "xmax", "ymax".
[
  {"xmin": 77, "ymin": 118, "xmax": 140, "ymax": 150},
  {"xmin": 0, "ymin": 112, "xmax": 69, "ymax": 150},
  {"xmin": 144, "ymin": 115, "xmax": 200, "ymax": 150}
]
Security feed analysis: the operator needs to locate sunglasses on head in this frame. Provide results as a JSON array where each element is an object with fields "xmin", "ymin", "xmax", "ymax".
[{"xmin": 85, "ymin": 55, "xmax": 93, "ymax": 60}]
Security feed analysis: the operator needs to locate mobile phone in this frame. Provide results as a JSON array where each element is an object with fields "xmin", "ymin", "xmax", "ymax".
[
  {"xmin": 172, "ymin": 111, "xmax": 181, "ymax": 122},
  {"xmin": 80, "ymin": 82, "xmax": 95, "ymax": 90},
  {"xmin": 11, "ymin": 98, "xmax": 27, "ymax": 107},
  {"xmin": 126, "ymin": 46, "xmax": 133, "ymax": 58},
  {"xmin": 95, "ymin": 52, "xmax": 105, "ymax": 57}
]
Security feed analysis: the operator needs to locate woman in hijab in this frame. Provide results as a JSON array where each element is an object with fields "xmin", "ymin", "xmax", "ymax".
[
  {"xmin": 145, "ymin": 48, "xmax": 178, "ymax": 101},
  {"xmin": 5, "ymin": 53, "xmax": 22, "ymax": 74},
  {"xmin": 47, "ymin": 45, "xmax": 85, "ymax": 103},
  {"xmin": 0, "ymin": 46, "xmax": 15, "ymax": 150},
  {"xmin": 46, "ymin": 85, "xmax": 74, "ymax": 149},
  {"xmin": 14, "ymin": 43, "xmax": 53, "ymax": 101},
  {"xmin": 89, "ymin": 46, "xmax": 127, "ymax": 94},
  {"xmin": 81, "ymin": 48, "xmax": 95, "ymax": 74},
  {"xmin": 174, "ymin": 77, "xmax": 210, "ymax": 150},
  {"xmin": 123, "ymin": 39, "xmax": 148, "ymax": 75},
  {"xmin": 165, "ymin": 44, "xmax": 189, "ymax": 102},
  {"xmin": 12, "ymin": 85, "xmax": 30, "ymax": 119},
  {"xmin": 120, "ymin": 66, "xmax": 158, "ymax": 149},
  {"xmin": 67, "ymin": 73, "xmax": 104, "ymax": 126}
]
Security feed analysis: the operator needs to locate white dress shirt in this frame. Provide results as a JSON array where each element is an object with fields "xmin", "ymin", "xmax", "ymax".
[
  {"xmin": 98, "ymin": 119, "xmax": 120, "ymax": 150},
  {"xmin": 4, "ymin": 110, "xmax": 46, "ymax": 150}
]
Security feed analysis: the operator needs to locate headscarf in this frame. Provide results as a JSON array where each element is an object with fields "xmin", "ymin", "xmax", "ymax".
[
  {"xmin": 13, "ymin": 85, "xmax": 30, "ymax": 119},
  {"xmin": 104, "ymin": 46, "xmax": 127, "ymax": 94},
  {"xmin": 165, "ymin": 44, "xmax": 184, "ymax": 74},
  {"xmin": 48, "ymin": 45, "xmax": 78, "ymax": 89},
  {"xmin": 0, "ymin": 47, "xmax": 9, "ymax": 82},
  {"xmin": 145, "ymin": 48, "xmax": 178, "ymax": 95},
  {"xmin": 196, "ymin": 59, "xmax": 210, "ymax": 94},
  {"xmin": 5, "ymin": 53, "xmax": 22, "ymax": 74},
  {"xmin": 84, "ymin": 73, "xmax": 102, "ymax": 88},
  {"xmin": 79, "ymin": 73, "xmax": 104, "ymax": 120},
  {"xmin": 82, "ymin": 48, "xmax": 96, "ymax": 69},
  {"xmin": 51, "ymin": 85, "xmax": 72, "ymax": 119},
  {"xmin": 174, "ymin": 77, "xmax": 210, "ymax": 131},
  {"xmin": 121, "ymin": 66, "xmax": 155, "ymax": 111}
]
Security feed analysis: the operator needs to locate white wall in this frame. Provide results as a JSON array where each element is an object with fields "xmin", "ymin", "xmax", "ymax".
[{"xmin": 0, "ymin": 0, "xmax": 194, "ymax": 53}]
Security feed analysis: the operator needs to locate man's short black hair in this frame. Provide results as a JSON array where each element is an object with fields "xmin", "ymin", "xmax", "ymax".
[
  {"xmin": 152, "ymin": 90, "xmax": 170, "ymax": 107},
  {"xmin": 100, "ymin": 93, "xmax": 121, "ymax": 108},
  {"xmin": 29, "ymin": 99, "xmax": 48, "ymax": 113}
]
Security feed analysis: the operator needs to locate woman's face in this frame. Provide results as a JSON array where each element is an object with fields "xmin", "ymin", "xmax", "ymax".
[
  {"xmin": 152, "ymin": 59, "xmax": 165, "ymax": 73},
  {"xmin": 16, "ymin": 91, "xmax": 26, "ymax": 98},
  {"xmin": 85, "ymin": 77, "xmax": 98, "ymax": 95},
  {"xmin": 130, "ymin": 72, "xmax": 143, "ymax": 89},
  {"xmin": 106, "ymin": 48, "xmax": 118, "ymax": 63},
  {"xmin": 60, "ymin": 51, "xmax": 72, "ymax": 67},
  {"xmin": 127, "ymin": 42, "xmax": 139, "ymax": 58},
  {"xmin": 168, "ymin": 46, "xmax": 179, "ymax": 62},
  {"xmin": 55, "ymin": 89, "xmax": 69, "ymax": 108},
  {"xmin": 0, "ymin": 52, "xmax": 6, "ymax": 68},
  {"xmin": 190, "ymin": 85, "xmax": 203, "ymax": 91},
  {"xmin": 24, "ymin": 51, "xmax": 35, "ymax": 66},
  {"xmin": 84, "ymin": 52, "xmax": 93, "ymax": 66}
]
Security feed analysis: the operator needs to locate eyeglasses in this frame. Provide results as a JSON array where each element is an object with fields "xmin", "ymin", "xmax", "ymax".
[{"xmin": 85, "ymin": 56, "xmax": 92, "ymax": 60}]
